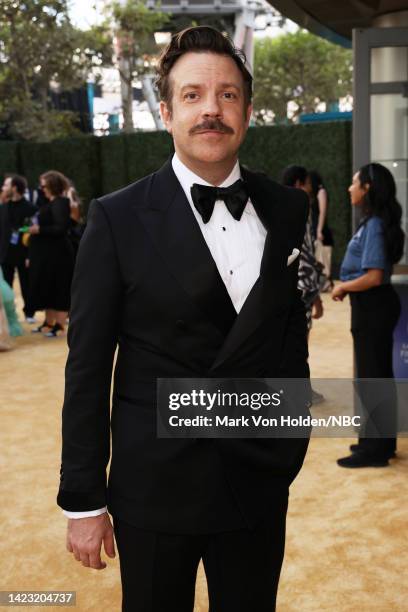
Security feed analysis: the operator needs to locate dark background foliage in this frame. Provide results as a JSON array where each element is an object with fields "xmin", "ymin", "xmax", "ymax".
[{"xmin": 0, "ymin": 121, "xmax": 352, "ymax": 273}]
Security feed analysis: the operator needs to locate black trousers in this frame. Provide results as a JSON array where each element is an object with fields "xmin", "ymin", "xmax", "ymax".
[
  {"xmin": 2, "ymin": 253, "xmax": 34, "ymax": 317},
  {"xmin": 113, "ymin": 497, "xmax": 288, "ymax": 612},
  {"xmin": 350, "ymin": 284, "xmax": 401, "ymax": 458}
]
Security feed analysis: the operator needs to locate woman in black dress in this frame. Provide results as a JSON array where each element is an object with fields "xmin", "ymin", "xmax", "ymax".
[
  {"xmin": 308, "ymin": 170, "xmax": 334, "ymax": 292},
  {"xmin": 28, "ymin": 171, "xmax": 74, "ymax": 337}
]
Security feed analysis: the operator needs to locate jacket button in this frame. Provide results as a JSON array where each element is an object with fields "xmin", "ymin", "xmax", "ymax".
[{"xmin": 176, "ymin": 319, "xmax": 186, "ymax": 330}]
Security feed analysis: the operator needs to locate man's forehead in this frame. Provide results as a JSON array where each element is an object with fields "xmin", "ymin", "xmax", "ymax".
[{"xmin": 172, "ymin": 52, "xmax": 243, "ymax": 84}]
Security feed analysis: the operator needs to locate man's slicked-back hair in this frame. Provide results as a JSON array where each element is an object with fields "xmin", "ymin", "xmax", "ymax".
[{"xmin": 155, "ymin": 26, "xmax": 253, "ymax": 111}]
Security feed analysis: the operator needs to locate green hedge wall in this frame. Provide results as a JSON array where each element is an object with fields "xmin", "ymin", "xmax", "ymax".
[
  {"xmin": 99, "ymin": 134, "xmax": 128, "ymax": 195},
  {"xmin": 0, "ymin": 122, "xmax": 352, "ymax": 272},
  {"xmin": 19, "ymin": 136, "xmax": 101, "ymax": 211},
  {"xmin": 124, "ymin": 131, "xmax": 173, "ymax": 184},
  {"xmin": 0, "ymin": 141, "xmax": 20, "ymax": 178},
  {"xmin": 240, "ymin": 122, "xmax": 352, "ymax": 271}
]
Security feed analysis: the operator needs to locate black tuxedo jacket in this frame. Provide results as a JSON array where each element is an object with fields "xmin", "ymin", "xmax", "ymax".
[{"xmin": 57, "ymin": 158, "xmax": 311, "ymax": 533}]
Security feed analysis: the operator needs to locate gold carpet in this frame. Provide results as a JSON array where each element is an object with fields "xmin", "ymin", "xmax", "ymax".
[{"xmin": 0, "ymin": 289, "xmax": 407, "ymax": 611}]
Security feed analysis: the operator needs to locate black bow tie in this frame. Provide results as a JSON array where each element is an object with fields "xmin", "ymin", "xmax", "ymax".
[{"xmin": 190, "ymin": 179, "xmax": 249, "ymax": 224}]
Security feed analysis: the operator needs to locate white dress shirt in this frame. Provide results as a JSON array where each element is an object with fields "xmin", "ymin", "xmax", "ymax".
[
  {"xmin": 173, "ymin": 153, "xmax": 267, "ymax": 313},
  {"xmin": 63, "ymin": 152, "xmax": 267, "ymax": 519}
]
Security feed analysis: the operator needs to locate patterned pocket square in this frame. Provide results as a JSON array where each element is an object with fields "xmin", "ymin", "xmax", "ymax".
[{"xmin": 287, "ymin": 248, "xmax": 300, "ymax": 266}]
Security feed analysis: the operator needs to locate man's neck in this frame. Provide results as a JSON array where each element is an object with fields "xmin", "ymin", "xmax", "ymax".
[
  {"xmin": 175, "ymin": 150, "xmax": 238, "ymax": 186},
  {"xmin": 11, "ymin": 195, "xmax": 23, "ymax": 203}
]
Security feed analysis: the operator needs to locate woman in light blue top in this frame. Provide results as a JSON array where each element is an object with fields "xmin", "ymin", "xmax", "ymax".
[
  {"xmin": 332, "ymin": 163, "xmax": 405, "ymax": 468},
  {"xmin": 0, "ymin": 267, "xmax": 23, "ymax": 337}
]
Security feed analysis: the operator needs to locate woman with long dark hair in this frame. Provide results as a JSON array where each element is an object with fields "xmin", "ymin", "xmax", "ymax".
[
  {"xmin": 28, "ymin": 171, "xmax": 74, "ymax": 337},
  {"xmin": 332, "ymin": 162, "xmax": 405, "ymax": 467}
]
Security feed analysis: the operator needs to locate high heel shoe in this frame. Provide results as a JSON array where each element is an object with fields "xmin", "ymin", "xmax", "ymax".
[
  {"xmin": 31, "ymin": 321, "xmax": 53, "ymax": 334},
  {"xmin": 44, "ymin": 323, "xmax": 65, "ymax": 338}
]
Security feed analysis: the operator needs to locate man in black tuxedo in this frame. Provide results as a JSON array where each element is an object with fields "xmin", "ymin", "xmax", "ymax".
[
  {"xmin": 58, "ymin": 26, "xmax": 310, "ymax": 612},
  {"xmin": 0, "ymin": 174, "xmax": 37, "ymax": 321}
]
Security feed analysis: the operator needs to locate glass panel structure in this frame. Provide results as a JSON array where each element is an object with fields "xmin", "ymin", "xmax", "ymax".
[
  {"xmin": 370, "ymin": 53, "xmax": 408, "ymax": 265},
  {"xmin": 371, "ymin": 93, "xmax": 408, "ymax": 160},
  {"xmin": 371, "ymin": 46, "xmax": 408, "ymax": 83}
]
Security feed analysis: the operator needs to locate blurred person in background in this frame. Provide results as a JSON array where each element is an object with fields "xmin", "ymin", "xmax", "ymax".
[
  {"xmin": 282, "ymin": 165, "xmax": 325, "ymax": 329},
  {"xmin": 333, "ymin": 163, "xmax": 405, "ymax": 468},
  {"xmin": 0, "ymin": 288, "xmax": 12, "ymax": 351},
  {"xmin": 28, "ymin": 170, "xmax": 74, "ymax": 338},
  {"xmin": 308, "ymin": 170, "xmax": 334, "ymax": 292},
  {"xmin": 65, "ymin": 180, "xmax": 85, "ymax": 258},
  {"xmin": 0, "ymin": 174, "xmax": 37, "ymax": 322},
  {"xmin": 32, "ymin": 181, "xmax": 50, "ymax": 208},
  {"xmin": 66, "ymin": 181, "xmax": 81, "ymax": 224},
  {"xmin": 282, "ymin": 165, "xmax": 326, "ymax": 406},
  {"xmin": 0, "ymin": 175, "xmax": 11, "ymax": 204},
  {"xmin": 0, "ymin": 267, "xmax": 23, "ymax": 337}
]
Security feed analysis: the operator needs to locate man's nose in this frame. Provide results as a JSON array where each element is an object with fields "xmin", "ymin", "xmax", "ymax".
[{"xmin": 202, "ymin": 94, "xmax": 222, "ymax": 117}]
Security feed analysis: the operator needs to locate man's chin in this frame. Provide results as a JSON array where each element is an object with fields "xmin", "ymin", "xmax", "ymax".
[{"xmin": 187, "ymin": 146, "xmax": 236, "ymax": 165}]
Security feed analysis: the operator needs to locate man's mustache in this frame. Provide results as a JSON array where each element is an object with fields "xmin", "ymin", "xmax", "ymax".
[{"xmin": 189, "ymin": 119, "xmax": 234, "ymax": 135}]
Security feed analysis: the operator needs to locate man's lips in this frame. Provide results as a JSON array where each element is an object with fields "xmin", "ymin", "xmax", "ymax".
[{"xmin": 194, "ymin": 130, "xmax": 227, "ymax": 135}]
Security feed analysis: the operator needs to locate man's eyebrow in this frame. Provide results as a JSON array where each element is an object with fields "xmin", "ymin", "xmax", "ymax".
[
  {"xmin": 180, "ymin": 83, "xmax": 201, "ymax": 91},
  {"xmin": 179, "ymin": 82, "xmax": 241, "ymax": 91},
  {"xmin": 218, "ymin": 83, "xmax": 240, "ymax": 90}
]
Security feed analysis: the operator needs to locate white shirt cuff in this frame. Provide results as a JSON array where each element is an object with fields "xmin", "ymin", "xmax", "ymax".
[{"xmin": 62, "ymin": 506, "xmax": 107, "ymax": 519}]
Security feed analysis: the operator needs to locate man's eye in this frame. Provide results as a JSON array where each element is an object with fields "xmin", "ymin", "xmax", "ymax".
[
  {"xmin": 184, "ymin": 92, "xmax": 198, "ymax": 100},
  {"xmin": 223, "ymin": 92, "xmax": 236, "ymax": 99}
]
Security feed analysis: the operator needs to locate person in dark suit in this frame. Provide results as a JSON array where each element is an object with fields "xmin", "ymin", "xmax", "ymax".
[
  {"xmin": 0, "ymin": 174, "xmax": 37, "ymax": 321},
  {"xmin": 57, "ymin": 27, "xmax": 310, "ymax": 612}
]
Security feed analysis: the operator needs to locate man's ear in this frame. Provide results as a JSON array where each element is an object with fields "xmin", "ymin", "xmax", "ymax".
[
  {"xmin": 245, "ymin": 103, "xmax": 253, "ymax": 127},
  {"xmin": 160, "ymin": 101, "xmax": 172, "ymax": 134}
]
